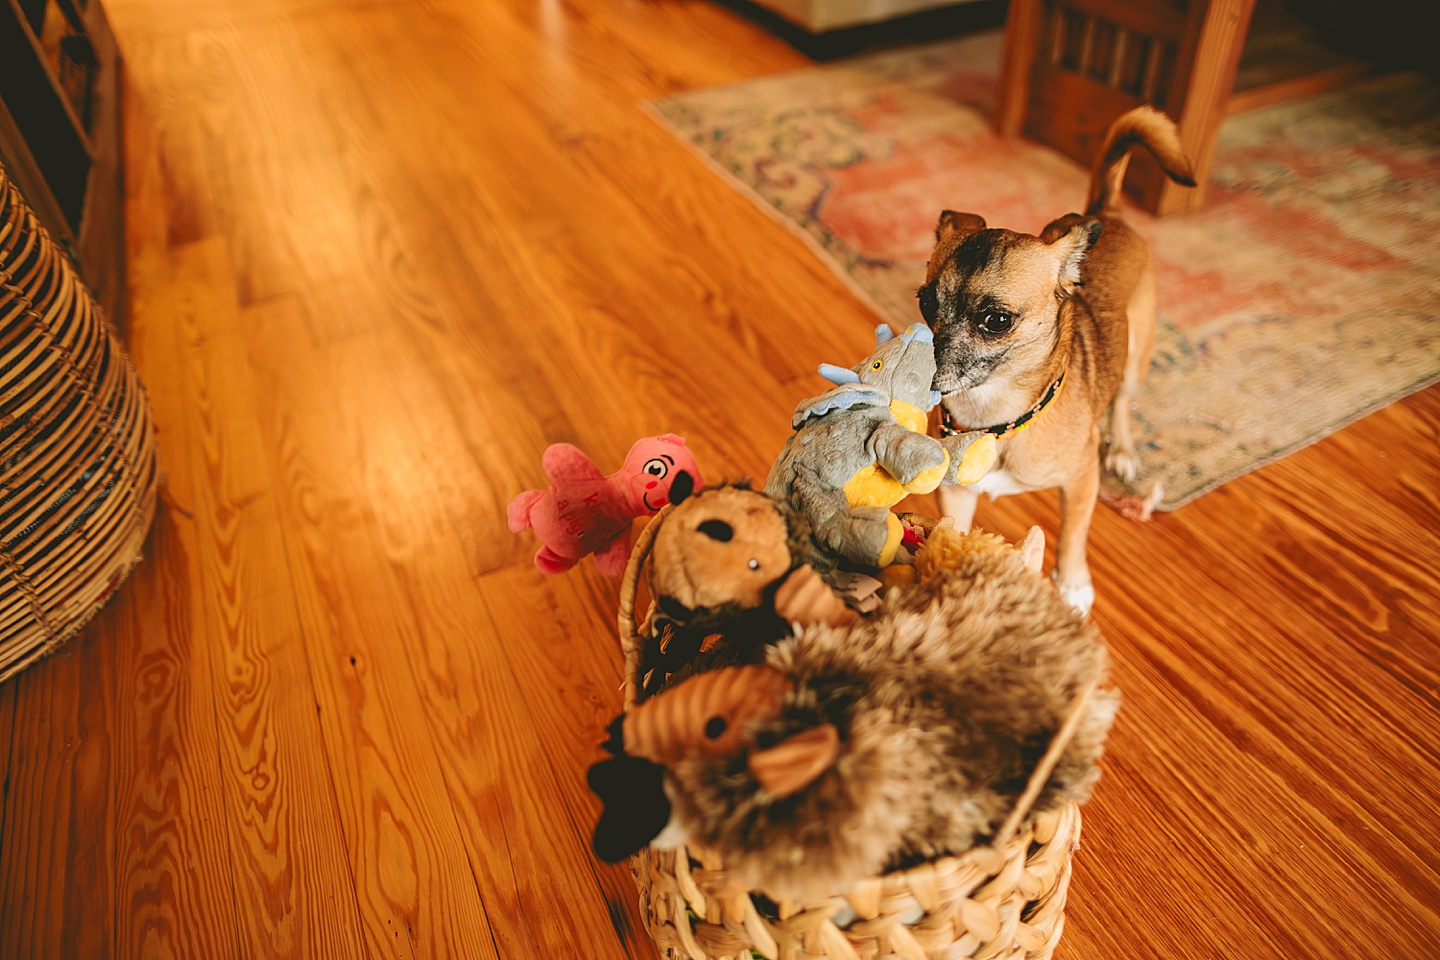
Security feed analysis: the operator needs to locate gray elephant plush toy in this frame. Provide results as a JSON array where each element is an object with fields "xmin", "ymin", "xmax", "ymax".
[{"xmin": 765, "ymin": 323, "xmax": 994, "ymax": 570}]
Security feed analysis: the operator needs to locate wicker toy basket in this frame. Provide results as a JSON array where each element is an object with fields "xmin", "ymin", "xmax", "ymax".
[
  {"xmin": 614, "ymin": 511, "xmax": 1091, "ymax": 960},
  {"xmin": 0, "ymin": 163, "xmax": 158, "ymax": 682}
]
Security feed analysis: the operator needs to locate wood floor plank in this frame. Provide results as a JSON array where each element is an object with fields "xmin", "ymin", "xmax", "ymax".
[
  {"xmin": 230, "ymin": 298, "xmax": 503, "ymax": 960},
  {"xmin": 0, "ymin": 681, "xmax": 13, "ymax": 849},
  {"xmin": 241, "ymin": 296, "xmax": 640, "ymax": 958},
  {"xmin": 420, "ymin": 0, "xmax": 882, "ymax": 389},
  {"xmin": 161, "ymin": 237, "xmax": 375, "ymax": 958},
  {"xmin": 107, "ymin": 506, "xmax": 244, "ymax": 960},
  {"xmin": 98, "ymin": 103, "xmax": 251, "ymax": 960},
  {"xmin": 0, "ymin": 621, "xmax": 116, "ymax": 960},
  {"xmin": 117, "ymin": 78, "xmax": 380, "ymax": 955},
  {"xmin": 959, "ymin": 388, "xmax": 1440, "ymax": 958},
  {"xmin": 112, "ymin": 57, "xmax": 372, "ymax": 957}
]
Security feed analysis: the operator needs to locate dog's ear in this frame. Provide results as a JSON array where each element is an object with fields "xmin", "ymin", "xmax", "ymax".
[
  {"xmin": 1050, "ymin": 219, "xmax": 1103, "ymax": 295},
  {"xmin": 935, "ymin": 211, "xmax": 987, "ymax": 243}
]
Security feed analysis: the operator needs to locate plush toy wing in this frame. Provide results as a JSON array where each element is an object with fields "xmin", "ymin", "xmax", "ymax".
[
  {"xmin": 540, "ymin": 442, "xmax": 608, "ymax": 483},
  {"xmin": 792, "ymin": 384, "xmax": 891, "ymax": 430}
]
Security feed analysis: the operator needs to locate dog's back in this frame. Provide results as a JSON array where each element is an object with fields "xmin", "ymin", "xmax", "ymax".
[{"xmin": 1055, "ymin": 108, "xmax": 1197, "ymax": 419}]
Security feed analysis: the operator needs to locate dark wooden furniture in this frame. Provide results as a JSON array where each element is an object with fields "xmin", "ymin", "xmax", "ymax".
[
  {"xmin": 0, "ymin": 0, "xmax": 124, "ymax": 326},
  {"xmin": 995, "ymin": 0, "xmax": 1380, "ymax": 215},
  {"xmin": 997, "ymin": 0, "xmax": 1257, "ymax": 215}
]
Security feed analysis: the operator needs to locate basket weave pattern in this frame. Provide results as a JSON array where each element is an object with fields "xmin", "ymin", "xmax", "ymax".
[
  {"xmin": 0, "ymin": 164, "xmax": 157, "ymax": 682},
  {"xmin": 632, "ymin": 805, "xmax": 1078, "ymax": 960},
  {"xmin": 615, "ymin": 513, "xmax": 1084, "ymax": 960}
]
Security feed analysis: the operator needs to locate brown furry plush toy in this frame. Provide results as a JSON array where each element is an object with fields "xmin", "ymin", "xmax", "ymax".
[
  {"xmin": 638, "ymin": 483, "xmax": 857, "ymax": 695},
  {"xmin": 589, "ymin": 525, "xmax": 1118, "ymax": 900}
]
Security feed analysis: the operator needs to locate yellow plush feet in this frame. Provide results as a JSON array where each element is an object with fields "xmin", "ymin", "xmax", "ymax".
[
  {"xmin": 876, "ymin": 513, "xmax": 906, "ymax": 567},
  {"xmin": 878, "ymin": 563, "xmax": 918, "ymax": 592},
  {"xmin": 947, "ymin": 432, "xmax": 998, "ymax": 486},
  {"xmin": 906, "ymin": 449, "xmax": 950, "ymax": 496}
]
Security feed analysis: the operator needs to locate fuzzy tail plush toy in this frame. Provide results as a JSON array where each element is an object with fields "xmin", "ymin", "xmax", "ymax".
[
  {"xmin": 508, "ymin": 435, "xmax": 702, "ymax": 576},
  {"xmin": 765, "ymin": 324, "xmax": 996, "ymax": 571},
  {"xmin": 588, "ymin": 523, "xmax": 1118, "ymax": 900}
]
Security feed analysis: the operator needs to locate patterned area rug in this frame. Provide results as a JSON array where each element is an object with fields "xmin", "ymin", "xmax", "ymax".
[{"xmin": 649, "ymin": 32, "xmax": 1440, "ymax": 508}]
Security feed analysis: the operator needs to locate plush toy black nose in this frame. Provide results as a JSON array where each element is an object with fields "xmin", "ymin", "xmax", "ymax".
[
  {"xmin": 657, "ymin": 595, "xmax": 693, "ymax": 621},
  {"xmin": 697, "ymin": 519, "xmax": 733, "ymax": 542},
  {"xmin": 588, "ymin": 756, "xmax": 672, "ymax": 863},
  {"xmin": 669, "ymin": 470, "xmax": 695, "ymax": 504}
]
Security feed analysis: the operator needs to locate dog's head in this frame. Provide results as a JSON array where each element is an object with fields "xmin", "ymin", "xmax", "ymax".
[{"xmin": 918, "ymin": 212, "xmax": 1101, "ymax": 394}]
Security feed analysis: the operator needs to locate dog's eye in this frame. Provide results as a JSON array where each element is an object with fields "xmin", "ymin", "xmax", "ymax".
[
  {"xmin": 642, "ymin": 458, "xmax": 668, "ymax": 478},
  {"xmin": 975, "ymin": 311, "xmax": 1014, "ymax": 337},
  {"xmin": 916, "ymin": 285, "xmax": 937, "ymax": 323}
]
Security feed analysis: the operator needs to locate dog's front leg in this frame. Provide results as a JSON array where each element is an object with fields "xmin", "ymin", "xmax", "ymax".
[
  {"xmin": 936, "ymin": 483, "xmax": 980, "ymax": 533},
  {"xmin": 1056, "ymin": 443, "xmax": 1101, "ymax": 616}
]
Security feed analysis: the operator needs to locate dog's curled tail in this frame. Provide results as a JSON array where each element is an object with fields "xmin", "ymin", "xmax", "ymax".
[{"xmin": 1084, "ymin": 105, "xmax": 1196, "ymax": 217}]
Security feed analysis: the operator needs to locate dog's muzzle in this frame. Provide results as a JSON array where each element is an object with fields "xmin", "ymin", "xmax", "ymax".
[
  {"xmin": 931, "ymin": 337, "xmax": 1004, "ymax": 393},
  {"xmin": 932, "ymin": 362, "xmax": 994, "ymax": 393}
]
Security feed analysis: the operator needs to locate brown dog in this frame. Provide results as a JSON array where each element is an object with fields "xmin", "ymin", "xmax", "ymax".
[{"xmin": 919, "ymin": 106, "xmax": 1195, "ymax": 614}]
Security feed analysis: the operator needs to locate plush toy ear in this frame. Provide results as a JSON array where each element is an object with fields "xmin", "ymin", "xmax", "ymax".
[
  {"xmin": 669, "ymin": 470, "xmax": 695, "ymax": 505},
  {"xmin": 874, "ymin": 324, "xmax": 895, "ymax": 345},
  {"xmin": 748, "ymin": 723, "xmax": 840, "ymax": 799},
  {"xmin": 901, "ymin": 323, "xmax": 933, "ymax": 345},
  {"xmin": 1021, "ymin": 525, "xmax": 1045, "ymax": 575},
  {"xmin": 588, "ymin": 755, "xmax": 672, "ymax": 863},
  {"xmin": 936, "ymin": 210, "xmax": 987, "ymax": 243},
  {"xmin": 773, "ymin": 565, "xmax": 856, "ymax": 628},
  {"xmin": 656, "ymin": 594, "xmax": 695, "ymax": 623},
  {"xmin": 1052, "ymin": 219, "xmax": 1103, "ymax": 294}
]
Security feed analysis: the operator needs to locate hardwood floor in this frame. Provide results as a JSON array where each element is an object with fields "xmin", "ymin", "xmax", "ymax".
[{"xmin": 1, "ymin": 0, "xmax": 1436, "ymax": 957}]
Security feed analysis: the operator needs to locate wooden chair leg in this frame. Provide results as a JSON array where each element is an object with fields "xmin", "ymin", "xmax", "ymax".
[
  {"xmin": 996, "ymin": 0, "xmax": 1259, "ymax": 215},
  {"xmin": 995, "ymin": 0, "xmax": 1043, "ymax": 136},
  {"xmin": 1144, "ymin": 0, "xmax": 1257, "ymax": 214}
]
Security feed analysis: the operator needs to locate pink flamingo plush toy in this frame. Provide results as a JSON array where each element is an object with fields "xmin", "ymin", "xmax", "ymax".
[{"xmin": 508, "ymin": 435, "xmax": 703, "ymax": 576}]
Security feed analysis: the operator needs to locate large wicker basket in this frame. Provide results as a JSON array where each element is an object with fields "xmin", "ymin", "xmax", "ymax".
[
  {"xmin": 615, "ymin": 510, "xmax": 1090, "ymax": 960},
  {"xmin": 0, "ymin": 163, "xmax": 157, "ymax": 682}
]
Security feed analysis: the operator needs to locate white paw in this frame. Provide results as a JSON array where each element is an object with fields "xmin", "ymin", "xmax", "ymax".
[
  {"xmin": 1056, "ymin": 579, "xmax": 1095, "ymax": 617},
  {"xmin": 1105, "ymin": 446, "xmax": 1140, "ymax": 483},
  {"xmin": 649, "ymin": 818, "xmax": 688, "ymax": 850},
  {"xmin": 935, "ymin": 485, "xmax": 977, "ymax": 533}
]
